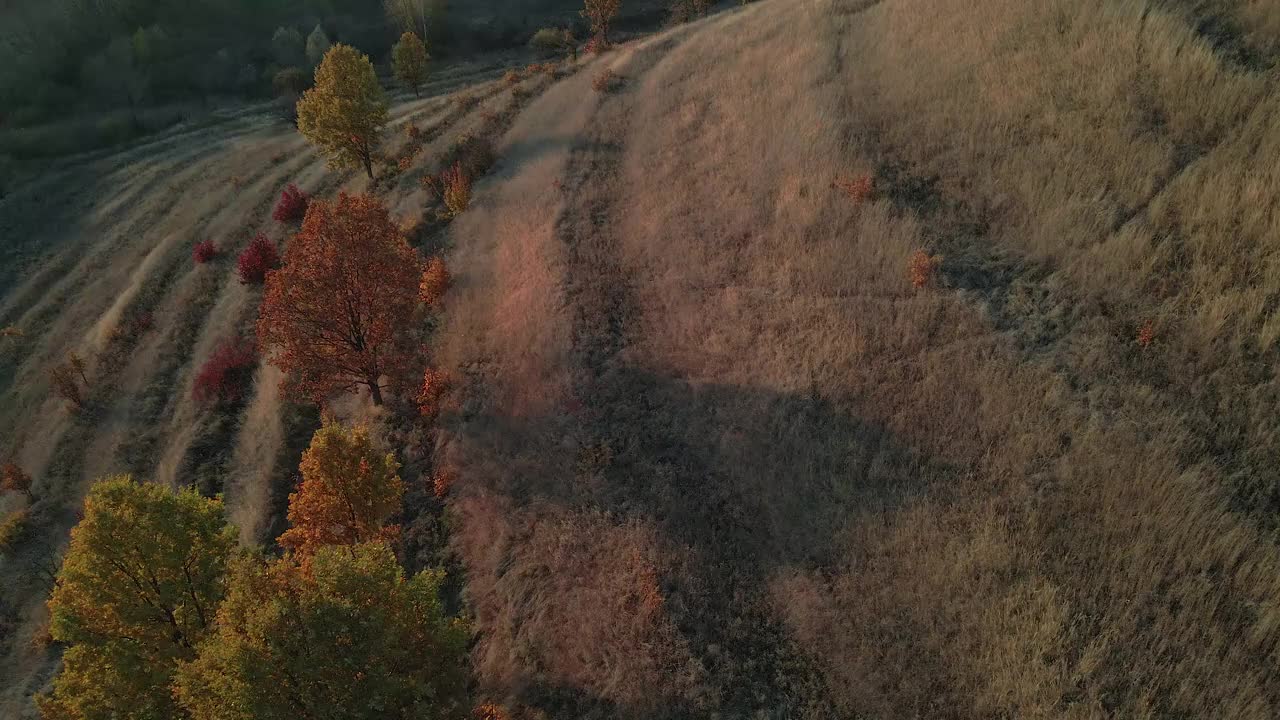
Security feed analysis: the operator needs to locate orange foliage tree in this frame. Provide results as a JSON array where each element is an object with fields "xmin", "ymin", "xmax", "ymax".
[
  {"xmin": 257, "ymin": 192, "xmax": 421, "ymax": 405},
  {"xmin": 419, "ymin": 256, "xmax": 451, "ymax": 307},
  {"xmin": 277, "ymin": 419, "xmax": 404, "ymax": 558}
]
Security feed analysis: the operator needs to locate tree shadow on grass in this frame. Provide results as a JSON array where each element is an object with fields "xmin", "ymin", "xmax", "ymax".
[{"xmin": 446, "ymin": 366, "xmax": 966, "ymax": 719}]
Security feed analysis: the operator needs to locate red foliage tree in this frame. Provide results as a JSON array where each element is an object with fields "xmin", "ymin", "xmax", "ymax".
[
  {"xmin": 237, "ymin": 234, "xmax": 281, "ymax": 285},
  {"xmin": 192, "ymin": 339, "xmax": 258, "ymax": 406},
  {"xmin": 192, "ymin": 240, "xmax": 218, "ymax": 264},
  {"xmin": 256, "ymin": 192, "xmax": 421, "ymax": 405},
  {"xmin": 273, "ymin": 184, "xmax": 310, "ymax": 224}
]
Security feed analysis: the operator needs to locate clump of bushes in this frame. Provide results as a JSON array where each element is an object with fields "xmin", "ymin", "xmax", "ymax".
[
  {"xmin": 423, "ymin": 162, "xmax": 471, "ymax": 219},
  {"xmin": 273, "ymin": 184, "xmax": 310, "ymax": 224},
  {"xmin": 193, "ymin": 240, "xmax": 218, "ymax": 264},
  {"xmin": 237, "ymin": 234, "xmax": 281, "ymax": 285},
  {"xmin": 503, "ymin": 69, "xmax": 522, "ymax": 87},
  {"xmin": 192, "ymin": 339, "xmax": 258, "ymax": 406}
]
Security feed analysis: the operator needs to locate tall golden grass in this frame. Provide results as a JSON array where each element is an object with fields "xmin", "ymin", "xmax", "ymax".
[{"xmin": 433, "ymin": 0, "xmax": 1280, "ymax": 716}]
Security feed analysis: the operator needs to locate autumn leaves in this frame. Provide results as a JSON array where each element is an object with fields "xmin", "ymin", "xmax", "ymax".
[
  {"xmin": 39, "ymin": 422, "xmax": 467, "ymax": 718},
  {"xmin": 258, "ymin": 192, "xmax": 424, "ymax": 407}
]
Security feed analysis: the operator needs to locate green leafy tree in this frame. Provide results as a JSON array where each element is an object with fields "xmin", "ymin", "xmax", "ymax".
[
  {"xmin": 174, "ymin": 543, "xmax": 470, "ymax": 720},
  {"xmin": 37, "ymin": 476, "xmax": 238, "ymax": 720},
  {"xmin": 305, "ymin": 25, "xmax": 332, "ymax": 68},
  {"xmin": 296, "ymin": 44, "xmax": 388, "ymax": 179},
  {"xmin": 391, "ymin": 32, "xmax": 430, "ymax": 97}
]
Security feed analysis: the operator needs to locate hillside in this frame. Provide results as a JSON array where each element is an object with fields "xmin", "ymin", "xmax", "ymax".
[{"xmin": 5, "ymin": 0, "xmax": 1280, "ymax": 717}]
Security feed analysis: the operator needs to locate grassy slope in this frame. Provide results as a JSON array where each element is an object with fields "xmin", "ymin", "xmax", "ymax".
[
  {"xmin": 436, "ymin": 0, "xmax": 1280, "ymax": 717},
  {"xmin": 0, "ymin": 53, "xmax": 536, "ymax": 716}
]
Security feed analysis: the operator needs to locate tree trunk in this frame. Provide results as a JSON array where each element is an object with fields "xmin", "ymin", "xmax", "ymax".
[
  {"xmin": 368, "ymin": 380, "xmax": 383, "ymax": 406},
  {"xmin": 363, "ymin": 152, "xmax": 374, "ymax": 180}
]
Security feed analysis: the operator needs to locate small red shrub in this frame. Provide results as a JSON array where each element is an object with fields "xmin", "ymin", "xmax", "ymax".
[
  {"xmin": 273, "ymin": 184, "xmax": 310, "ymax": 224},
  {"xmin": 238, "ymin": 234, "xmax": 281, "ymax": 285},
  {"xmin": 1136, "ymin": 319, "xmax": 1156, "ymax": 349},
  {"xmin": 193, "ymin": 339, "xmax": 258, "ymax": 406},
  {"xmin": 192, "ymin": 240, "xmax": 218, "ymax": 264},
  {"xmin": 908, "ymin": 250, "xmax": 940, "ymax": 289}
]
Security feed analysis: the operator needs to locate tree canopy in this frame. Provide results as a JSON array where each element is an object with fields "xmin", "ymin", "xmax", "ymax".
[
  {"xmin": 296, "ymin": 43, "xmax": 387, "ymax": 178},
  {"xmin": 278, "ymin": 420, "xmax": 404, "ymax": 557},
  {"xmin": 256, "ymin": 192, "xmax": 421, "ymax": 405},
  {"xmin": 392, "ymin": 31, "xmax": 430, "ymax": 97},
  {"xmin": 37, "ymin": 476, "xmax": 237, "ymax": 720},
  {"xmin": 173, "ymin": 543, "xmax": 470, "ymax": 720}
]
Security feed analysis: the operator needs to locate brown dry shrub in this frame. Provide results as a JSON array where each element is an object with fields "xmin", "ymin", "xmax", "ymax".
[
  {"xmin": 502, "ymin": 69, "xmax": 521, "ymax": 86},
  {"xmin": 908, "ymin": 249, "xmax": 940, "ymax": 289},
  {"xmin": 49, "ymin": 353, "xmax": 87, "ymax": 411}
]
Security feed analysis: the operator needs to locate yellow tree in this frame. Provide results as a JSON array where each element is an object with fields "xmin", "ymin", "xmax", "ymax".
[
  {"xmin": 174, "ymin": 543, "xmax": 469, "ymax": 720},
  {"xmin": 392, "ymin": 31, "xmax": 430, "ymax": 97},
  {"xmin": 277, "ymin": 420, "xmax": 404, "ymax": 558},
  {"xmin": 296, "ymin": 44, "xmax": 388, "ymax": 179},
  {"xmin": 38, "ymin": 476, "xmax": 237, "ymax": 720}
]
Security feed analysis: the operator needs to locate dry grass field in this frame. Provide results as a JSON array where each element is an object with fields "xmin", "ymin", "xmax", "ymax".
[{"xmin": 5, "ymin": 0, "xmax": 1280, "ymax": 717}]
